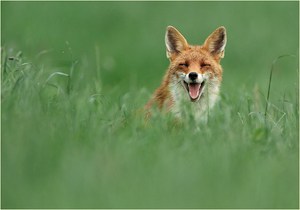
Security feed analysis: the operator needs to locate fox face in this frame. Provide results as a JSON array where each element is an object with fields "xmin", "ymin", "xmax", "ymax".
[{"xmin": 146, "ymin": 26, "xmax": 227, "ymax": 120}]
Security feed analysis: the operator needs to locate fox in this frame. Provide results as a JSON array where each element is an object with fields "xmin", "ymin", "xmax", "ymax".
[{"xmin": 145, "ymin": 26, "xmax": 227, "ymax": 121}]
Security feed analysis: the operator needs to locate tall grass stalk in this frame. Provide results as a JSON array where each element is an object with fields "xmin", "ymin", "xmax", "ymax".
[{"xmin": 264, "ymin": 54, "xmax": 296, "ymax": 122}]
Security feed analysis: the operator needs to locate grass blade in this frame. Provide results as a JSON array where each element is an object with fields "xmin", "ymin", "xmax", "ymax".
[{"xmin": 264, "ymin": 54, "xmax": 296, "ymax": 122}]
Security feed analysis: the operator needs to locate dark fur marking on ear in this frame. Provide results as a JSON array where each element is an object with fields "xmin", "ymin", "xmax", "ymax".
[
  {"xmin": 167, "ymin": 33, "xmax": 180, "ymax": 53},
  {"xmin": 211, "ymin": 31, "xmax": 226, "ymax": 54}
]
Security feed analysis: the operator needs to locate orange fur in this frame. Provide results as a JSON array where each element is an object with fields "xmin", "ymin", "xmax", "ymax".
[{"xmin": 146, "ymin": 26, "xmax": 227, "ymax": 120}]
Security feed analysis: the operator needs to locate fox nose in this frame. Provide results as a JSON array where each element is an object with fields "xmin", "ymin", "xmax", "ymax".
[{"xmin": 188, "ymin": 72, "xmax": 198, "ymax": 81}]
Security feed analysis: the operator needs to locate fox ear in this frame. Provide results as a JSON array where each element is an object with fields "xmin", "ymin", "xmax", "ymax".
[
  {"xmin": 203, "ymin": 26, "xmax": 227, "ymax": 59},
  {"xmin": 165, "ymin": 26, "xmax": 189, "ymax": 59}
]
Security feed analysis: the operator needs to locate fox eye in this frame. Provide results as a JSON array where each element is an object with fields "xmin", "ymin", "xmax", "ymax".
[
  {"xmin": 201, "ymin": 63, "xmax": 211, "ymax": 68},
  {"xmin": 179, "ymin": 63, "xmax": 189, "ymax": 67}
]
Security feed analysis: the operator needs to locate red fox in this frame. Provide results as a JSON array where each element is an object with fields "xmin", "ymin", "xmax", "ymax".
[{"xmin": 145, "ymin": 26, "xmax": 227, "ymax": 120}]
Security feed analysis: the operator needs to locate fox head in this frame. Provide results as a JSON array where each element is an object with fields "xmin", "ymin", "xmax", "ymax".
[{"xmin": 165, "ymin": 26, "xmax": 227, "ymax": 103}]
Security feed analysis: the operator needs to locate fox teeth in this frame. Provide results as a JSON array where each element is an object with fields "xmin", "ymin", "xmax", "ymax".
[
  {"xmin": 188, "ymin": 83, "xmax": 201, "ymax": 99},
  {"xmin": 182, "ymin": 81, "xmax": 205, "ymax": 102}
]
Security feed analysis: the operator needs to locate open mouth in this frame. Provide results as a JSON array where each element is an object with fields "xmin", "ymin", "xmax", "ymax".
[{"xmin": 183, "ymin": 81, "xmax": 205, "ymax": 102}]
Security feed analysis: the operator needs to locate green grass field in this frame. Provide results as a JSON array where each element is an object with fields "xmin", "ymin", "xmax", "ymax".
[{"xmin": 1, "ymin": 1, "xmax": 299, "ymax": 209}]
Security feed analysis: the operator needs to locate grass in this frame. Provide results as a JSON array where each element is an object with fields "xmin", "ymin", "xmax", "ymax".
[{"xmin": 1, "ymin": 1, "xmax": 299, "ymax": 209}]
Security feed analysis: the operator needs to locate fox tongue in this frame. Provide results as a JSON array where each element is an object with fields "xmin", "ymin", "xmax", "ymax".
[{"xmin": 188, "ymin": 83, "xmax": 201, "ymax": 99}]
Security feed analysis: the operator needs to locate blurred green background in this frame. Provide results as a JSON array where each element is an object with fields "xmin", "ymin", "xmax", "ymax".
[
  {"xmin": 2, "ymin": 1, "xmax": 298, "ymax": 93},
  {"xmin": 1, "ymin": 1, "xmax": 299, "ymax": 209}
]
